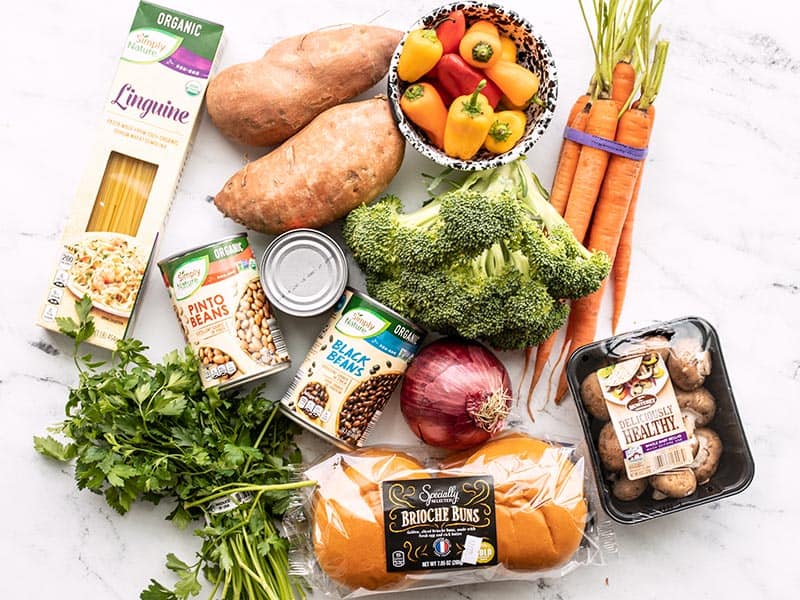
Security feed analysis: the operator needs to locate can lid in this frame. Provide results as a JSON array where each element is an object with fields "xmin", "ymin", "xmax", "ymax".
[{"xmin": 261, "ymin": 229, "xmax": 348, "ymax": 317}]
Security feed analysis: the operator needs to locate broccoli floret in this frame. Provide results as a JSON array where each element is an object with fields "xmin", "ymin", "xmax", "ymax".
[
  {"xmin": 343, "ymin": 196, "xmax": 404, "ymax": 276},
  {"xmin": 522, "ymin": 223, "xmax": 613, "ymax": 300},
  {"xmin": 344, "ymin": 187, "xmax": 521, "ymax": 274},
  {"xmin": 344, "ymin": 158, "xmax": 611, "ymax": 351}
]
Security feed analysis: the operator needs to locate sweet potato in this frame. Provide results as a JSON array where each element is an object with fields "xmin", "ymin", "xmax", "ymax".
[
  {"xmin": 214, "ymin": 98, "xmax": 404, "ymax": 234},
  {"xmin": 207, "ymin": 25, "xmax": 402, "ymax": 147}
]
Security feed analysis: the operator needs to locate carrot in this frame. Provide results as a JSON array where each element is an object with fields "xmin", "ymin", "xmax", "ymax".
[
  {"xmin": 518, "ymin": 346, "xmax": 534, "ymax": 404},
  {"xmin": 555, "ymin": 41, "xmax": 668, "ymax": 403},
  {"xmin": 562, "ymin": 97, "xmax": 620, "ymax": 242},
  {"xmin": 530, "ymin": 333, "xmax": 558, "ymax": 393},
  {"xmin": 568, "ymin": 93, "xmax": 592, "ymax": 126},
  {"xmin": 611, "ymin": 61, "xmax": 636, "ymax": 109},
  {"xmin": 554, "ymin": 106, "xmax": 654, "ymax": 402},
  {"xmin": 524, "ymin": 332, "xmax": 558, "ymax": 418},
  {"xmin": 550, "ymin": 99, "xmax": 591, "ymax": 216},
  {"xmin": 611, "ymin": 104, "xmax": 654, "ymax": 332}
]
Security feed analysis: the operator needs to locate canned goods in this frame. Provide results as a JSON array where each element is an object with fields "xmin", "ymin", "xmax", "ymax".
[
  {"xmin": 260, "ymin": 229, "xmax": 348, "ymax": 317},
  {"xmin": 158, "ymin": 233, "xmax": 291, "ymax": 390},
  {"xmin": 280, "ymin": 288, "xmax": 426, "ymax": 449}
]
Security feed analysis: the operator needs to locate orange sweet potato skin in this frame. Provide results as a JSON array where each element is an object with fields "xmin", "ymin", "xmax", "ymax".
[
  {"xmin": 207, "ymin": 25, "xmax": 402, "ymax": 147},
  {"xmin": 214, "ymin": 98, "xmax": 404, "ymax": 234}
]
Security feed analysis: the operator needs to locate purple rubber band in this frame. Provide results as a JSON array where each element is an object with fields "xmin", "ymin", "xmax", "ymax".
[{"xmin": 564, "ymin": 126, "xmax": 648, "ymax": 161}]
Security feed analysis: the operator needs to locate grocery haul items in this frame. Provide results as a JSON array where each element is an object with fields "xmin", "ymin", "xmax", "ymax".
[
  {"xmin": 158, "ymin": 233, "xmax": 290, "ymax": 390},
  {"xmin": 400, "ymin": 338, "xmax": 513, "ymax": 450},
  {"xmin": 36, "ymin": 2, "xmax": 223, "ymax": 349},
  {"xmin": 280, "ymin": 289, "xmax": 425, "ymax": 449},
  {"xmin": 260, "ymin": 229, "xmax": 349, "ymax": 317},
  {"xmin": 567, "ymin": 317, "xmax": 754, "ymax": 523},
  {"xmin": 213, "ymin": 98, "xmax": 405, "ymax": 234},
  {"xmin": 285, "ymin": 434, "xmax": 611, "ymax": 597},
  {"xmin": 387, "ymin": 1, "xmax": 558, "ymax": 169},
  {"xmin": 32, "ymin": 0, "xmax": 757, "ymax": 598},
  {"xmin": 206, "ymin": 25, "xmax": 402, "ymax": 147}
]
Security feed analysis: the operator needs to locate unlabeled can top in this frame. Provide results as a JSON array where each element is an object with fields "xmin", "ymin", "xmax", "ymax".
[{"xmin": 261, "ymin": 229, "xmax": 348, "ymax": 317}]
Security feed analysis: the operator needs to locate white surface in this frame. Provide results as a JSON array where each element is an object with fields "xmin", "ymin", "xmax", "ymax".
[{"xmin": 3, "ymin": 0, "xmax": 799, "ymax": 598}]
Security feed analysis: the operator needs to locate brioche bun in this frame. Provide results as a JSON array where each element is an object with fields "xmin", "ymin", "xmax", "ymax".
[
  {"xmin": 313, "ymin": 449, "xmax": 427, "ymax": 591},
  {"xmin": 454, "ymin": 435, "xmax": 587, "ymax": 570}
]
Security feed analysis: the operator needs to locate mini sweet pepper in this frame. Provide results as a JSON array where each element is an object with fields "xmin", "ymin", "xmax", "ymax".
[
  {"xmin": 398, "ymin": 29, "xmax": 443, "ymax": 82},
  {"xmin": 444, "ymin": 80, "xmax": 494, "ymax": 160},
  {"xmin": 435, "ymin": 10, "xmax": 466, "ymax": 54},
  {"xmin": 458, "ymin": 20, "xmax": 502, "ymax": 69},
  {"xmin": 431, "ymin": 53, "xmax": 502, "ymax": 108},
  {"xmin": 485, "ymin": 60, "xmax": 540, "ymax": 107},
  {"xmin": 400, "ymin": 82, "xmax": 448, "ymax": 149},
  {"xmin": 483, "ymin": 109, "xmax": 527, "ymax": 154},
  {"xmin": 499, "ymin": 36, "xmax": 518, "ymax": 62}
]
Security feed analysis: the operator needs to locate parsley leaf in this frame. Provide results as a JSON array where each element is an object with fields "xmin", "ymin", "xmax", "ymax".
[
  {"xmin": 33, "ymin": 435, "xmax": 76, "ymax": 461},
  {"xmin": 140, "ymin": 580, "xmax": 178, "ymax": 600}
]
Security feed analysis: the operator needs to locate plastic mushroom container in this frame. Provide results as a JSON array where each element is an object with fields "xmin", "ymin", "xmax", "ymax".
[{"xmin": 566, "ymin": 316, "xmax": 755, "ymax": 524}]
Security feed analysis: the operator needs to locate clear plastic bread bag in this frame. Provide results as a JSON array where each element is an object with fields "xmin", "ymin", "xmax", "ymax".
[{"xmin": 283, "ymin": 432, "xmax": 617, "ymax": 597}]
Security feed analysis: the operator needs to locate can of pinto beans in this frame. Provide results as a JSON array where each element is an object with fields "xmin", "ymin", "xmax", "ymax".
[
  {"xmin": 158, "ymin": 233, "xmax": 291, "ymax": 390},
  {"xmin": 279, "ymin": 287, "xmax": 425, "ymax": 449}
]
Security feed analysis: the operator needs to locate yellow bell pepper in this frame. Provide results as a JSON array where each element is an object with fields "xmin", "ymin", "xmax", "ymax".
[
  {"xmin": 444, "ymin": 80, "xmax": 494, "ymax": 160},
  {"xmin": 485, "ymin": 60, "xmax": 540, "ymax": 107},
  {"xmin": 397, "ymin": 29, "xmax": 443, "ymax": 82},
  {"xmin": 484, "ymin": 110, "xmax": 527, "ymax": 154},
  {"xmin": 458, "ymin": 20, "xmax": 502, "ymax": 69},
  {"xmin": 499, "ymin": 36, "xmax": 517, "ymax": 62}
]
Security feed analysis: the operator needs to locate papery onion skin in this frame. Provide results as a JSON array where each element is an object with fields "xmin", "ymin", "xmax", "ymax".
[{"xmin": 400, "ymin": 338, "xmax": 513, "ymax": 450}]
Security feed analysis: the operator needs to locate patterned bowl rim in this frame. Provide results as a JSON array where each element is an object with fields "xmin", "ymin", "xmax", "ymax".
[{"xmin": 387, "ymin": 1, "xmax": 559, "ymax": 171}]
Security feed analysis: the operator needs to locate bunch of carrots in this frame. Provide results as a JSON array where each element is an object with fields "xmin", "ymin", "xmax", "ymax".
[{"xmin": 523, "ymin": 0, "xmax": 669, "ymax": 413}]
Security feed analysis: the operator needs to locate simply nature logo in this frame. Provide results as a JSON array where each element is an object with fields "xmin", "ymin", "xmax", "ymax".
[
  {"xmin": 335, "ymin": 309, "xmax": 389, "ymax": 338},
  {"xmin": 123, "ymin": 28, "xmax": 182, "ymax": 63},
  {"xmin": 173, "ymin": 257, "xmax": 208, "ymax": 300}
]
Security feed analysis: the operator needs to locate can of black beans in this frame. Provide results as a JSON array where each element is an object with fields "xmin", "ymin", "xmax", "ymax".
[{"xmin": 279, "ymin": 288, "xmax": 425, "ymax": 449}]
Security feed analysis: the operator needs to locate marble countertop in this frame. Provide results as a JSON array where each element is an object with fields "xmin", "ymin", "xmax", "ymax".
[{"xmin": 3, "ymin": 0, "xmax": 798, "ymax": 598}]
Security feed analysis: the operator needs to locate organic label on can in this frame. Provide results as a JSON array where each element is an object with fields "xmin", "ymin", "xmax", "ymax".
[
  {"xmin": 280, "ymin": 289, "xmax": 425, "ymax": 448},
  {"xmin": 382, "ymin": 475, "xmax": 498, "ymax": 572},
  {"xmin": 597, "ymin": 352, "xmax": 693, "ymax": 480},
  {"xmin": 159, "ymin": 234, "xmax": 290, "ymax": 389}
]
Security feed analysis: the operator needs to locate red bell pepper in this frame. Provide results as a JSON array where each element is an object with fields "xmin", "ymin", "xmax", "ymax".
[
  {"xmin": 435, "ymin": 10, "xmax": 466, "ymax": 54},
  {"xmin": 430, "ymin": 53, "xmax": 502, "ymax": 109}
]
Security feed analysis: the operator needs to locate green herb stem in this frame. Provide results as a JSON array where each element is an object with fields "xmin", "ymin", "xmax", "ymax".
[{"xmin": 185, "ymin": 480, "xmax": 316, "ymax": 509}]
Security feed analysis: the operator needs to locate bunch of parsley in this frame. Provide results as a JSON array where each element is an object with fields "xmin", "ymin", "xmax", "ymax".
[{"xmin": 35, "ymin": 297, "xmax": 315, "ymax": 599}]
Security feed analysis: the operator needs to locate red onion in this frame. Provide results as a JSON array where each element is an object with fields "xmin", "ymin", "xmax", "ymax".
[{"xmin": 400, "ymin": 338, "xmax": 513, "ymax": 450}]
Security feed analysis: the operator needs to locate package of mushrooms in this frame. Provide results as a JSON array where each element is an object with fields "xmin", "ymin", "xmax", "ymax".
[
  {"xmin": 566, "ymin": 316, "xmax": 755, "ymax": 524},
  {"xmin": 283, "ymin": 434, "xmax": 616, "ymax": 597}
]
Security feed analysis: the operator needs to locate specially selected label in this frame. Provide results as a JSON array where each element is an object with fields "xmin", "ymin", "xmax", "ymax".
[{"xmin": 382, "ymin": 475, "xmax": 498, "ymax": 572}]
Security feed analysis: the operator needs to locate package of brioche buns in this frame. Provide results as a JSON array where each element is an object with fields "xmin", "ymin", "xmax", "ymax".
[{"xmin": 284, "ymin": 433, "xmax": 615, "ymax": 597}]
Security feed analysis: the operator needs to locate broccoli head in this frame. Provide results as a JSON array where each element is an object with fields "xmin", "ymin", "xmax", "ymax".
[{"xmin": 344, "ymin": 159, "xmax": 611, "ymax": 351}]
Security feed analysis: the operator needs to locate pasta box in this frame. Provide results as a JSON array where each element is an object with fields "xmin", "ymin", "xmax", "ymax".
[{"xmin": 36, "ymin": 2, "xmax": 224, "ymax": 349}]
